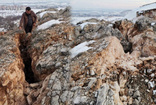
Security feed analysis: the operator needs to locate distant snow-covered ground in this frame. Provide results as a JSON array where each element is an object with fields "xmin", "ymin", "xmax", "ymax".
[
  {"xmin": 0, "ymin": 0, "xmax": 69, "ymax": 17},
  {"xmin": 125, "ymin": 2, "xmax": 156, "ymax": 20},
  {"xmin": 0, "ymin": 8, "xmax": 46, "ymax": 18},
  {"xmin": 71, "ymin": 16, "xmax": 124, "ymax": 25},
  {"xmin": 72, "ymin": 2, "xmax": 156, "ymax": 25},
  {"xmin": 71, "ymin": 9, "xmax": 128, "ymax": 24}
]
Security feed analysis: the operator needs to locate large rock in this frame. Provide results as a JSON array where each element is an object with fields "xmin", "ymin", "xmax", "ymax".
[
  {"xmin": 27, "ymin": 36, "xmax": 125, "ymax": 105},
  {"xmin": 0, "ymin": 30, "xmax": 26, "ymax": 105},
  {"xmin": 134, "ymin": 17, "xmax": 152, "ymax": 32},
  {"xmin": 137, "ymin": 8, "xmax": 156, "ymax": 20},
  {"xmin": 113, "ymin": 19, "xmax": 133, "ymax": 37},
  {"xmin": 28, "ymin": 24, "xmax": 75, "ymax": 81},
  {"xmin": 114, "ymin": 17, "xmax": 156, "ymax": 57}
]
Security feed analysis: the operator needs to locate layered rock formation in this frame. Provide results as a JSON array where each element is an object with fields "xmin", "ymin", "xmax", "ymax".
[
  {"xmin": 0, "ymin": 30, "xmax": 26, "ymax": 105},
  {"xmin": 137, "ymin": 8, "xmax": 156, "ymax": 20},
  {"xmin": 114, "ymin": 17, "xmax": 156, "ymax": 57},
  {"xmin": 0, "ymin": 7, "xmax": 156, "ymax": 105}
]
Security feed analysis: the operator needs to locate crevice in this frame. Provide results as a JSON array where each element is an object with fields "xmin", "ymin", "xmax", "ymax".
[{"xmin": 19, "ymin": 34, "xmax": 37, "ymax": 83}]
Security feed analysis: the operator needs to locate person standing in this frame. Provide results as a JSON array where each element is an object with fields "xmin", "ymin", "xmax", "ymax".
[{"xmin": 19, "ymin": 7, "xmax": 37, "ymax": 33}]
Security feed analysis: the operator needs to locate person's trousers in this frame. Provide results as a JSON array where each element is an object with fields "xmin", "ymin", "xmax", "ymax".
[{"xmin": 25, "ymin": 25, "xmax": 32, "ymax": 33}]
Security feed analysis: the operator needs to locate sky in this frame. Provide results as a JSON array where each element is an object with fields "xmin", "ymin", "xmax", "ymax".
[
  {"xmin": 71, "ymin": 0, "xmax": 156, "ymax": 10},
  {"xmin": 0, "ymin": 0, "xmax": 155, "ymax": 10},
  {"xmin": 0, "ymin": 0, "xmax": 70, "ymax": 4}
]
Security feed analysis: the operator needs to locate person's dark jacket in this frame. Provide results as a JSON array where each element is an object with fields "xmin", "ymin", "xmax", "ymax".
[{"xmin": 19, "ymin": 11, "xmax": 37, "ymax": 29}]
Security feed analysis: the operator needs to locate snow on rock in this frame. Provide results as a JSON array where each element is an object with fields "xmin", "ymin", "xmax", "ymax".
[
  {"xmin": 125, "ymin": 2, "xmax": 156, "ymax": 20},
  {"xmin": 37, "ymin": 19, "xmax": 62, "ymax": 30},
  {"xmin": 150, "ymin": 73, "xmax": 155, "ymax": 77},
  {"xmin": 39, "ymin": 11, "xmax": 57, "ymax": 18},
  {"xmin": 70, "ymin": 40, "xmax": 95, "ymax": 58},
  {"xmin": 0, "ymin": 28, "xmax": 7, "ymax": 32},
  {"xmin": 57, "ymin": 7, "xmax": 66, "ymax": 11},
  {"xmin": 0, "ymin": 28, "xmax": 4, "ymax": 31},
  {"xmin": 153, "ymin": 90, "xmax": 156, "ymax": 95},
  {"xmin": 14, "ymin": 20, "xmax": 20, "ymax": 27},
  {"xmin": 131, "ymin": 15, "xmax": 144, "ymax": 23},
  {"xmin": 148, "ymin": 81, "xmax": 155, "ymax": 88},
  {"xmin": 151, "ymin": 22, "xmax": 156, "ymax": 26},
  {"xmin": 79, "ymin": 22, "xmax": 97, "ymax": 29},
  {"xmin": 71, "ymin": 17, "xmax": 98, "ymax": 25}
]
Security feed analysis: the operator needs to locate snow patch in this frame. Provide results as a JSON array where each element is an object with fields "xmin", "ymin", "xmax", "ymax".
[
  {"xmin": 151, "ymin": 22, "xmax": 156, "ymax": 26},
  {"xmin": 57, "ymin": 7, "xmax": 66, "ymax": 10},
  {"xmin": 37, "ymin": 19, "xmax": 62, "ymax": 30},
  {"xmin": 108, "ymin": 24, "xmax": 113, "ymax": 27},
  {"xmin": 145, "ymin": 79, "xmax": 148, "ymax": 83},
  {"xmin": 79, "ymin": 22, "xmax": 97, "ymax": 29},
  {"xmin": 151, "ymin": 73, "xmax": 155, "ymax": 77},
  {"xmin": 39, "ymin": 11, "xmax": 57, "ymax": 18},
  {"xmin": 153, "ymin": 90, "xmax": 156, "ymax": 95},
  {"xmin": 70, "ymin": 40, "xmax": 95, "ymax": 58},
  {"xmin": 0, "ymin": 28, "xmax": 7, "ymax": 32},
  {"xmin": 147, "ymin": 69, "xmax": 153, "ymax": 73},
  {"xmin": 148, "ymin": 81, "xmax": 155, "ymax": 88}
]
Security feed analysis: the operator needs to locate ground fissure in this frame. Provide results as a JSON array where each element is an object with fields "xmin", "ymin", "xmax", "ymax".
[{"xmin": 19, "ymin": 33, "xmax": 37, "ymax": 83}]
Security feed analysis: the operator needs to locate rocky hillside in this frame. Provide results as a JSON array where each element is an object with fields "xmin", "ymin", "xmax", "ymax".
[
  {"xmin": 0, "ymin": 6, "xmax": 156, "ymax": 105},
  {"xmin": 125, "ymin": 2, "xmax": 156, "ymax": 21}
]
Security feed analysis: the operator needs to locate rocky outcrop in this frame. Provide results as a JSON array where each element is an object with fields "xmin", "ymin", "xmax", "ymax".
[
  {"xmin": 27, "ymin": 35, "xmax": 126, "ymax": 105},
  {"xmin": 0, "ymin": 7, "xmax": 156, "ymax": 105},
  {"xmin": 75, "ymin": 18, "xmax": 132, "ymax": 53},
  {"xmin": 28, "ymin": 24, "xmax": 74, "ymax": 81},
  {"xmin": 114, "ymin": 17, "xmax": 156, "ymax": 57},
  {"xmin": 0, "ymin": 30, "xmax": 26, "ymax": 105},
  {"xmin": 36, "ymin": 7, "xmax": 71, "ymax": 26},
  {"xmin": 137, "ymin": 8, "xmax": 156, "ymax": 20}
]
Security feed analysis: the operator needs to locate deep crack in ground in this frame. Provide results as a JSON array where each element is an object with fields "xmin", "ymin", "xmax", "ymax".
[{"xmin": 19, "ymin": 33, "xmax": 37, "ymax": 83}]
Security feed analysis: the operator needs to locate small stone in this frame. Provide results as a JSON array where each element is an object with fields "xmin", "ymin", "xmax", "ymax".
[
  {"xmin": 60, "ymin": 91, "xmax": 68, "ymax": 102},
  {"xmin": 27, "ymin": 95, "xmax": 32, "ymax": 105},
  {"xmin": 51, "ymin": 95, "xmax": 59, "ymax": 105},
  {"xmin": 29, "ymin": 83, "xmax": 40, "ymax": 88},
  {"xmin": 90, "ymin": 70, "xmax": 95, "ymax": 76},
  {"xmin": 55, "ymin": 62, "xmax": 62, "ymax": 68},
  {"xmin": 73, "ymin": 96, "xmax": 88, "ymax": 104},
  {"xmin": 128, "ymin": 89, "xmax": 134, "ymax": 96},
  {"xmin": 154, "ymin": 98, "xmax": 156, "ymax": 104},
  {"xmin": 108, "ymin": 89, "xmax": 114, "ymax": 97},
  {"xmin": 95, "ymin": 79, "xmax": 102, "ymax": 90},
  {"xmin": 119, "ymin": 89, "xmax": 125, "ymax": 96},
  {"xmin": 120, "ymin": 95, "xmax": 127, "ymax": 101},
  {"xmin": 128, "ymin": 97, "xmax": 133, "ymax": 104},
  {"xmin": 133, "ymin": 99, "xmax": 139, "ymax": 105},
  {"xmin": 60, "ymin": 48, "xmax": 69, "ymax": 56},
  {"xmin": 133, "ymin": 91, "xmax": 140, "ymax": 98}
]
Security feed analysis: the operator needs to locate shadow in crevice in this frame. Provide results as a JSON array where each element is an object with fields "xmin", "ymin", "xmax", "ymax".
[{"xmin": 19, "ymin": 33, "xmax": 37, "ymax": 83}]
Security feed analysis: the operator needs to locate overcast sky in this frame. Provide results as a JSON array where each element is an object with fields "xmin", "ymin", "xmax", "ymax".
[
  {"xmin": 0, "ymin": 0, "xmax": 156, "ymax": 10},
  {"xmin": 71, "ymin": 0, "xmax": 156, "ymax": 9}
]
